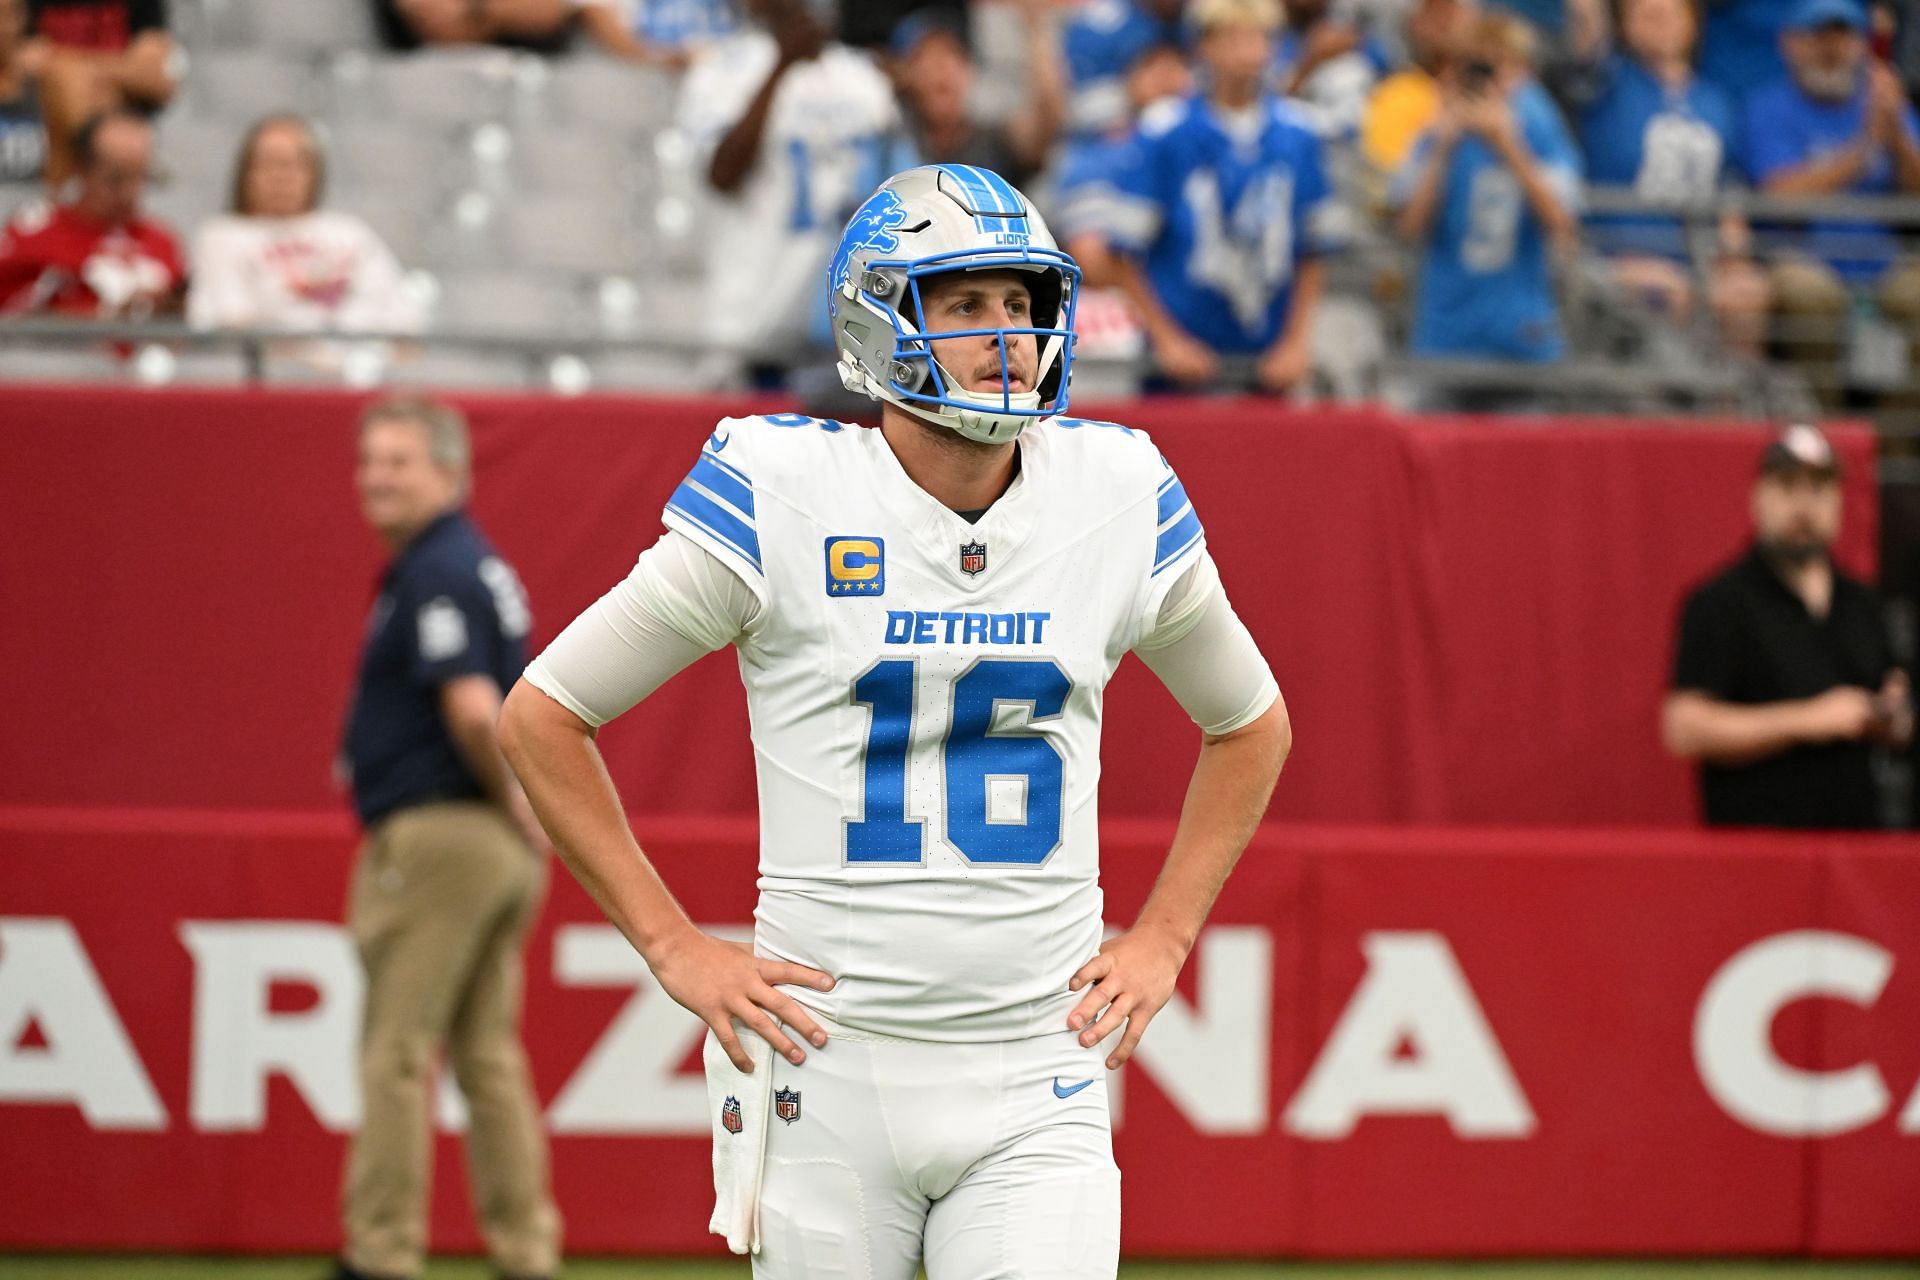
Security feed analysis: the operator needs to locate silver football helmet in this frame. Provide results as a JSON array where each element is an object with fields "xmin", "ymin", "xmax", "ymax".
[{"xmin": 827, "ymin": 165, "xmax": 1081, "ymax": 444}]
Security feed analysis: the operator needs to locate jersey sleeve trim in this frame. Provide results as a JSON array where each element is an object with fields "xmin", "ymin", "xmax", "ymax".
[
  {"xmin": 1152, "ymin": 472, "xmax": 1205, "ymax": 576},
  {"xmin": 666, "ymin": 449, "xmax": 762, "ymax": 573}
]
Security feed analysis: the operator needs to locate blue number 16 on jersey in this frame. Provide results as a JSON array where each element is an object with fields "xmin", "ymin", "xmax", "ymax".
[{"xmin": 847, "ymin": 658, "xmax": 1072, "ymax": 866}]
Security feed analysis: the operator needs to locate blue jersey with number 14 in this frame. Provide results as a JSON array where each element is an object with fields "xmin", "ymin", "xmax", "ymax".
[
  {"xmin": 1107, "ymin": 93, "xmax": 1347, "ymax": 354},
  {"xmin": 660, "ymin": 413, "xmax": 1207, "ymax": 1043}
]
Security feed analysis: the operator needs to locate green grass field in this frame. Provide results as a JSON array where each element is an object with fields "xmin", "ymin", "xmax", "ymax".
[{"xmin": 2, "ymin": 1260, "xmax": 1916, "ymax": 1280}]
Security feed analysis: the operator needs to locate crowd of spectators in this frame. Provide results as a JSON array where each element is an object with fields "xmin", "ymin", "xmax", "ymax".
[{"xmin": 0, "ymin": 0, "xmax": 1917, "ymax": 405}]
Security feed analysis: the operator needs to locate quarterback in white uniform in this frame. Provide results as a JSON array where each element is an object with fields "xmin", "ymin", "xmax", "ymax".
[{"xmin": 500, "ymin": 164, "xmax": 1291, "ymax": 1279}]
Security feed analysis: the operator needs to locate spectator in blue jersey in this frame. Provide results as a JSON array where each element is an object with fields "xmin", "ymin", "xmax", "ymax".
[
  {"xmin": 1392, "ymin": 10, "xmax": 1584, "ymax": 363},
  {"xmin": 1102, "ymin": 0, "xmax": 1348, "ymax": 393},
  {"xmin": 1273, "ymin": 0, "xmax": 1382, "ymax": 138},
  {"xmin": 1742, "ymin": 0, "xmax": 1920, "ymax": 372},
  {"xmin": 1063, "ymin": 0, "xmax": 1185, "ymax": 141},
  {"xmin": 1050, "ymin": 39, "xmax": 1193, "ymax": 286},
  {"xmin": 1563, "ymin": 0, "xmax": 1770, "ymax": 353}
]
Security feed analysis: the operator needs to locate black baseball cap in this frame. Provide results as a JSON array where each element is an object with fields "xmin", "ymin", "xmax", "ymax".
[{"xmin": 1759, "ymin": 424, "xmax": 1841, "ymax": 478}]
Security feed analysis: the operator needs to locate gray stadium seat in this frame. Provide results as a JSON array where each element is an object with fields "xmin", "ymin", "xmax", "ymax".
[
  {"xmin": 0, "ymin": 346, "xmax": 128, "ymax": 382},
  {"xmin": 349, "ymin": 194, "xmax": 437, "ymax": 271},
  {"xmin": 179, "ymin": 50, "xmax": 326, "ymax": 122},
  {"xmin": 503, "ymin": 195, "xmax": 634, "ymax": 275},
  {"xmin": 435, "ymin": 269, "xmax": 592, "ymax": 337},
  {"xmin": 538, "ymin": 59, "xmax": 677, "ymax": 132},
  {"xmin": 332, "ymin": 50, "xmax": 520, "ymax": 128},
  {"xmin": 381, "ymin": 346, "xmax": 537, "ymax": 389},
  {"xmin": 584, "ymin": 348, "xmax": 697, "ymax": 391},
  {"xmin": 324, "ymin": 123, "xmax": 458, "ymax": 205},
  {"xmin": 201, "ymin": 0, "xmax": 380, "ymax": 53},
  {"xmin": 511, "ymin": 127, "xmax": 640, "ymax": 196}
]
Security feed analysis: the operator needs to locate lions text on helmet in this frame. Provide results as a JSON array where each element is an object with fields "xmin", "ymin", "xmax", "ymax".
[{"xmin": 828, "ymin": 164, "xmax": 1081, "ymax": 443}]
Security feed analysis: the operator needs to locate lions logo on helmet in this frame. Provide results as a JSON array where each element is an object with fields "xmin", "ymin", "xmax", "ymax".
[
  {"xmin": 828, "ymin": 165, "xmax": 1081, "ymax": 445},
  {"xmin": 831, "ymin": 188, "xmax": 909, "ymax": 293}
]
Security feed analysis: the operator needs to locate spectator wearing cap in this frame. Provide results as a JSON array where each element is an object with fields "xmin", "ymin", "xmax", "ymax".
[
  {"xmin": 1664, "ymin": 424, "xmax": 1912, "ymax": 829},
  {"xmin": 189, "ymin": 114, "xmax": 424, "ymax": 359},
  {"xmin": 1561, "ymin": 0, "xmax": 1770, "ymax": 355},
  {"xmin": 0, "ymin": 0, "xmax": 49, "ymax": 222},
  {"xmin": 0, "ymin": 106, "xmax": 180, "ymax": 316},
  {"xmin": 1390, "ymin": 11, "xmax": 1583, "ymax": 365},
  {"xmin": 891, "ymin": 0, "xmax": 1064, "ymax": 190},
  {"xmin": 1742, "ymin": 0, "xmax": 1920, "ymax": 383},
  {"xmin": 23, "ymin": 0, "xmax": 175, "ymax": 184}
]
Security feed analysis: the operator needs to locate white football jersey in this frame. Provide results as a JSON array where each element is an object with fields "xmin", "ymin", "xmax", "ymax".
[
  {"xmin": 675, "ymin": 34, "xmax": 907, "ymax": 363},
  {"xmin": 662, "ymin": 413, "xmax": 1208, "ymax": 1042}
]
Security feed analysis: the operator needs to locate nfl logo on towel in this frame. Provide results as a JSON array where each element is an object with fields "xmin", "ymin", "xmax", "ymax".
[
  {"xmin": 721, "ymin": 1095, "xmax": 743, "ymax": 1135},
  {"xmin": 959, "ymin": 540, "xmax": 987, "ymax": 577},
  {"xmin": 774, "ymin": 1087, "xmax": 802, "ymax": 1125}
]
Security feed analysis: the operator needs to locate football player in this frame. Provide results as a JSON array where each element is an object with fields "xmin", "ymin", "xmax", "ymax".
[{"xmin": 499, "ymin": 163, "xmax": 1291, "ymax": 1279}]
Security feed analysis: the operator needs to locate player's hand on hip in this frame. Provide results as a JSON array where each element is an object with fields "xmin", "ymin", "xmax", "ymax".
[
  {"xmin": 1066, "ymin": 926, "xmax": 1190, "ymax": 1070},
  {"xmin": 651, "ymin": 926, "xmax": 835, "ymax": 1071}
]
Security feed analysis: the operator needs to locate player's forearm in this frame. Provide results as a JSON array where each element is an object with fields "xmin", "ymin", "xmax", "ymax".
[
  {"xmin": 442, "ymin": 678, "xmax": 539, "ymax": 831},
  {"xmin": 106, "ymin": 33, "xmax": 176, "ymax": 102},
  {"xmin": 1271, "ymin": 257, "xmax": 1324, "ymax": 354},
  {"xmin": 499, "ymin": 680, "xmax": 695, "ymax": 956},
  {"xmin": 1494, "ymin": 138, "xmax": 1577, "ymax": 242},
  {"xmin": 1133, "ymin": 696, "xmax": 1290, "ymax": 954},
  {"xmin": 1112, "ymin": 255, "xmax": 1190, "ymax": 347},
  {"xmin": 1395, "ymin": 143, "xmax": 1453, "ymax": 241},
  {"xmin": 1010, "ymin": 7, "xmax": 1067, "ymax": 169},
  {"xmin": 1888, "ymin": 124, "xmax": 1920, "ymax": 192},
  {"xmin": 1763, "ymin": 141, "xmax": 1872, "ymax": 196},
  {"xmin": 708, "ymin": 63, "xmax": 790, "ymax": 192},
  {"xmin": 1660, "ymin": 690, "xmax": 1820, "ymax": 765}
]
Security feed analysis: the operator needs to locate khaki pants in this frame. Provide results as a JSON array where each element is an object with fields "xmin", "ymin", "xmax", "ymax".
[{"xmin": 343, "ymin": 801, "xmax": 561, "ymax": 1279}]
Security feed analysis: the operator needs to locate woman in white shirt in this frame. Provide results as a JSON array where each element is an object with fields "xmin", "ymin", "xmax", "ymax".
[{"xmin": 189, "ymin": 115, "xmax": 424, "ymax": 350}]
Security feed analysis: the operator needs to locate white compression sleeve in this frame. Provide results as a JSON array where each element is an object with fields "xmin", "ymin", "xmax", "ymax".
[
  {"xmin": 1135, "ymin": 555, "xmax": 1280, "ymax": 736},
  {"xmin": 522, "ymin": 529, "xmax": 761, "ymax": 727}
]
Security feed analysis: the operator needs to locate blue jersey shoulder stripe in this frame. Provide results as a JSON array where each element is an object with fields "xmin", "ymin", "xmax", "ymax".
[
  {"xmin": 1152, "ymin": 507, "xmax": 1204, "ymax": 576},
  {"xmin": 689, "ymin": 452, "xmax": 754, "ymax": 519},
  {"xmin": 1156, "ymin": 477, "xmax": 1190, "ymax": 527},
  {"xmin": 667, "ymin": 481, "xmax": 762, "ymax": 571},
  {"xmin": 704, "ymin": 447, "xmax": 752, "ymax": 489}
]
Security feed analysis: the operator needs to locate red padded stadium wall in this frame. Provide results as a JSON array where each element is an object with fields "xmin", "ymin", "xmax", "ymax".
[
  {"xmin": 3, "ymin": 811, "xmax": 1919, "ymax": 1256},
  {"xmin": 0, "ymin": 386, "xmax": 1882, "ymax": 827}
]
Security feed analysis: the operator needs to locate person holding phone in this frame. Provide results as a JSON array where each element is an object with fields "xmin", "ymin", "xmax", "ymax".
[{"xmin": 1390, "ymin": 10, "xmax": 1584, "ymax": 365}]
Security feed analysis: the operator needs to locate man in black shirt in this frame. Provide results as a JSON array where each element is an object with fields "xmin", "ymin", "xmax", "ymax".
[
  {"xmin": 1664, "ymin": 424, "xmax": 1912, "ymax": 828},
  {"xmin": 336, "ymin": 396, "xmax": 561, "ymax": 1280}
]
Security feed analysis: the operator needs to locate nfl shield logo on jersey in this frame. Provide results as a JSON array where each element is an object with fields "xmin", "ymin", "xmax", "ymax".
[
  {"xmin": 774, "ymin": 1087, "xmax": 802, "ymax": 1125},
  {"xmin": 959, "ymin": 540, "xmax": 987, "ymax": 577},
  {"xmin": 720, "ymin": 1095, "xmax": 743, "ymax": 1135}
]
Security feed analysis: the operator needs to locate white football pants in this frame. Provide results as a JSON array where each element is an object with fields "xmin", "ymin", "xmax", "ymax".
[{"xmin": 736, "ymin": 1015, "xmax": 1120, "ymax": 1279}]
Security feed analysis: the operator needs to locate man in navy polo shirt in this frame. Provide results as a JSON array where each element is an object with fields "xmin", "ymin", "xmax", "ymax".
[{"xmin": 336, "ymin": 396, "xmax": 560, "ymax": 1280}]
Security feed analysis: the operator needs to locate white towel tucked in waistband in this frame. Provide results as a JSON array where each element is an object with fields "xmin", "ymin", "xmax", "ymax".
[{"xmin": 703, "ymin": 1026, "xmax": 774, "ymax": 1255}]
